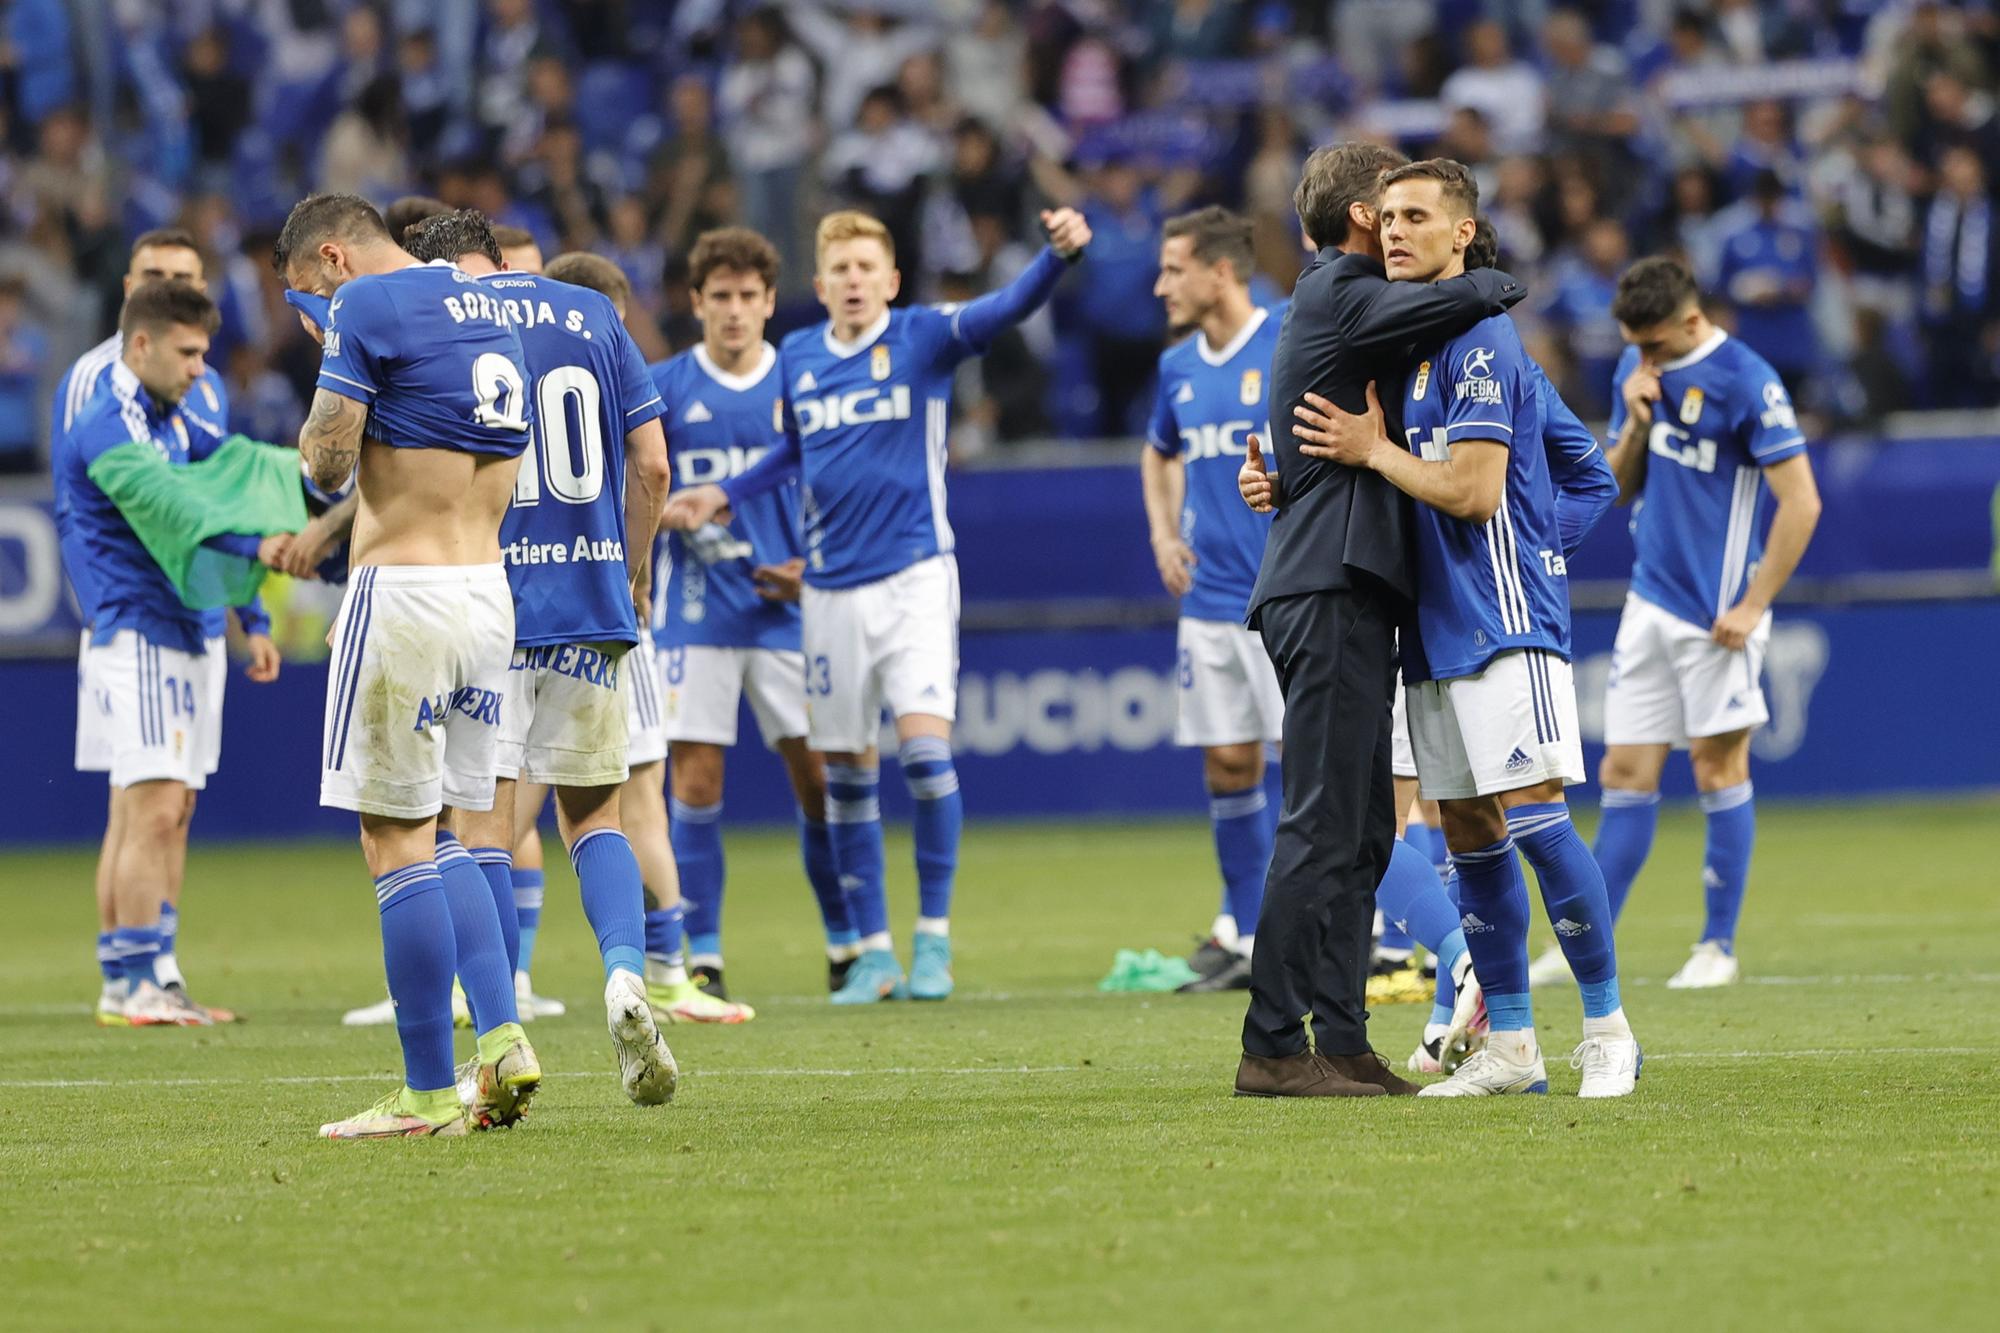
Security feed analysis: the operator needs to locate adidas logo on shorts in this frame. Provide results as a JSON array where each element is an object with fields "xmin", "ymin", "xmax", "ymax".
[
  {"xmin": 1553, "ymin": 917, "xmax": 1590, "ymax": 937},
  {"xmin": 1504, "ymin": 747, "xmax": 1533, "ymax": 774}
]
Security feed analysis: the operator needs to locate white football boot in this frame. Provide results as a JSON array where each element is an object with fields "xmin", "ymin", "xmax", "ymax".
[
  {"xmin": 1526, "ymin": 943, "xmax": 1573, "ymax": 989},
  {"xmin": 342, "ymin": 995, "xmax": 397, "ymax": 1027},
  {"xmin": 1572, "ymin": 1035, "xmax": 1643, "ymax": 1098},
  {"xmin": 1666, "ymin": 940, "xmax": 1740, "ymax": 989},
  {"xmin": 1418, "ymin": 1037, "xmax": 1548, "ymax": 1097},
  {"xmin": 516, "ymin": 970, "xmax": 567, "ymax": 1018},
  {"xmin": 606, "ymin": 971, "xmax": 679, "ymax": 1106}
]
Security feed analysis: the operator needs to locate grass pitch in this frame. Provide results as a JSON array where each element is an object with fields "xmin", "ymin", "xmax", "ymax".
[{"xmin": 2, "ymin": 799, "xmax": 1996, "ymax": 1331}]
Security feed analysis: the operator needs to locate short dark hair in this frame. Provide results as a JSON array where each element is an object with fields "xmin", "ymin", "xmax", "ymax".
[
  {"xmin": 491, "ymin": 224, "xmax": 537, "ymax": 251},
  {"xmin": 1294, "ymin": 142, "xmax": 1409, "ymax": 248},
  {"xmin": 1611, "ymin": 256, "xmax": 1701, "ymax": 328},
  {"xmin": 544, "ymin": 252, "xmax": 632, "ymax": 308},
  {"xmin": 384, "ymin": 194, "xmax": 449, "ymax": 241},
  {"xmin": 119, "ymin": 279, "xmax": 221, "ymax": 338},
  {"xmin": 1161, "ymin": 206, "xmax": 1255, "ymax": 283},
  {"xmin": 130, "ymin": 228, "xmax": 203, "ymax": 261},
  {"xmin": 688, "ymin": 226, "xmax": 781, "ymax": 293},
  {"xmin": 1379, "ymin": 158, "xmax": 1480, "ymax": 220},
  {"xmin": 272, "ymin": 194, "xmax": 393, "ymax": 274},
  {"xmin": 1466, "ymin": 216, "xmax": 1500, "ymax": 271},
  {"xmin": 404, "ymin": 208, "xmax": 502, "ymax": 266}
]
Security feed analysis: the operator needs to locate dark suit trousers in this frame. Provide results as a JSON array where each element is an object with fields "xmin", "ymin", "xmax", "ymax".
[{"xmin": 1241, "ymin": 583, "xmax": 1398, "ymax": 1059}]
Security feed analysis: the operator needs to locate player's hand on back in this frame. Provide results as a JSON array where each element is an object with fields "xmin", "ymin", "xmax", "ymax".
[
  {"xmin": 1150, "ymin": 529, "xmax": 1196, "ymax": 598},
  {"xmin": 1041, "ymin": 208, "xmax": 1092, "ymax": 259},
  {"xmin": 245, "ymin": 633, "xmax": 281, "ymax": 684},
  {"xmin": 752, "ymin": 557, "xmax": 807, "ymax": 602},
  {"xmin": 1621, "ymin": 364, "xmax": 1663, "ymax": 428},
  {"xmin": 1239, "ymin": 434, "xmax": 1278, "ymax": 513},
  {"xmin": 1293, "ymin": 383, "xmax": 1390, "ymax": 469},
  {"xmin": 659, "ymin": 484, "xmax": 731, "ymax": 532}
]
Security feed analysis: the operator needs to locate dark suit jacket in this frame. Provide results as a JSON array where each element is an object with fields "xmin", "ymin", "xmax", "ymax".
[{"xmin": 1249, "ymin": 250, "xmax": 1526, "ymax": 620}]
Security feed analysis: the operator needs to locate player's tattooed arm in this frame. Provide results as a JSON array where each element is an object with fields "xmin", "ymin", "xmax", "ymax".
[{"xmin": 298, "ymin": 389, "xmax": 367, "ymax": 493}]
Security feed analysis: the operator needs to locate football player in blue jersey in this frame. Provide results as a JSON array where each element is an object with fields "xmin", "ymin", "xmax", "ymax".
[
  {"xmin": 1289, "ymin": 161, "xmax": 1636, "ymax": 1098},
  {"xmin": 276, "ymin": 194, "xmax": 542, "ymax": 1138},
  {"xmin": 398, "ymin": 212, "xmax": 690, "ymax": 1098},
  {"xmin": 1141, "ymin": 207, "xmax": 1285, "ymax": 993},
  {"xmin": 649, "ymin": 226, "xmax": 860, "ymax": 1002},
  {"xmin": 54, "ymin": 230, "xmax": 276, "ymax": 1028},
  {"xmin": 662, "ymin": 206, "xmax": 1093, "ymax": 1004},
  {"xmin": 55, "ymin": 281, "xmax": 291, "ymax": 1028},
  {"xmin": 1527, "ymin": 257, "xmax": 1820, "ymax": 993}
]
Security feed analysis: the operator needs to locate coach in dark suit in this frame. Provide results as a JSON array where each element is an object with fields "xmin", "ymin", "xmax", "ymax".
[{"xmin": 1235, "ymin": 144, "xmax": 1526, "ymax": 1098}]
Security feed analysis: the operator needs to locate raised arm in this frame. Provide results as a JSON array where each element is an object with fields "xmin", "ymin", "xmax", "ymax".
[
  {"xmin": 947, "ymin": 210, "xmax": 1092, "ymax": 352},
  {"xmin": 1342, "ymin": 267, "xmax": 1527, "ymax": 356},
  {"xmin": 297, "ymin": 388, "xmax": 368, "ymax": 493}
]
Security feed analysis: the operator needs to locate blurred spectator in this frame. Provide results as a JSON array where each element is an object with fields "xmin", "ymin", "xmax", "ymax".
[
  {"xmin": 518, "ymin": 120, "xmax": 609, "ymax": 251},
  {"xmin": 2, "ymin": 0, "xmax": 76, "ymax": 133},
  {"xmin": 476, "ymin": 0, "xmax": 549, "ymax": 143},
  {"xmin": 1724, "ymin": 99, "xmax": 1806, "ymax": 200},
  {"xmin": 1657, "ymin": 164, "xmax": 1727, "ymax": 286},
  {"xmin": 1829, "ymin": 136, "xmax": 1920, "ymax": 321},
  {"xmin": 1541, "ymin": 10, "xmax": 1640, "ymax": 198},
  {"xmin": 716, "ymin": 7, "xmax": 816, "ymax": 288},
  {"xmin": 398, "ymin": 29, "xmax": 454, "ymax": 164},
  {"xmin": 648, "ymin": 75, "xmax": 732, "ymax": 257},
  {"xmin": 790, "ymin": 1, "xmax": 938, "ymax": 130},
  {"xmin": 1920, "ymin": 146, "xmax": 1999, "ymax": 408},
  {"xmin": 1335, "ymin": 0, "xmax": 1438, "ymax": 96},
  {"xmin": 822, "ymin": 86, "xmax": 943, "ymax": 278},
  {"xmin": 0, "ymin": 275, "xmax": 49, "ymax": 473},
  {"xmin": 319, "ymin": 75, "xmax": 410, "ymax": 203},
  {"xmin": 1883, "ymin": 1, "xmax": 1989, "ymax": 152},
  {"xmin": 946, "ymin": 1, "xmax": 1027, "ymax": 132},
  {"xmin": 182, "ymin": 27, "xmax": 252, "ymax": 174},
  {"xmin": 1910, "ymin": 71, "xmax": 2000, "ymax": 179},
  {"xmin": 1437, "ymin": 107, "xmax": 1499, "ymax": 204},
  {"xmin": 1537, "ymin": 217, "xmax": 1631, "ymax": 417},
  {"xmin": 1441, "ymin": 21, "xmax": 1545, "ymax": 155},
  {"xmin": 1717, "ymin": 169, "xmax": 1821, "ymax": 387},
  {"xmin": 1143, "ymin": 0, "xmax": 1240, "ymax": 67}
]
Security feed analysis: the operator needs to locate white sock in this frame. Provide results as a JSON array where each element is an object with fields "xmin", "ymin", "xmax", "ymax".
[
  {"xmin": 689, "ymin": 952, "xmax": 724, "ymax": 971},
  {"xmin": 1232, "ymin": 933, "xmax": 1254, "ymax": 959},
  {"xmin": 914, "ymin": 916, "xmax": 950, "ymax": 938},
  {"xmin": 860, "ymin": 930, "xmax": 894, "ymax": 953},
  {"xmin": 825, "ymin": 941, "xmax": 863, "ymax": 963},
  {"xmin": 644, "ymin": 958, "xmax": 689, "ymax": 987},
  {"xmin": 154, "ymin": 953, "xmax": 185, "ymax": 989},
  {"xmin": 1582, "ymin": 1007, "xmax": 1634, "ymax": 1041},
  {"xmin": 1488, "ymin": 1027, "xmax": 1538, "ymax": 1063},
  {"xmin": 1210, "ymin": 914, "xmax": 1238, "ymax": 948}
]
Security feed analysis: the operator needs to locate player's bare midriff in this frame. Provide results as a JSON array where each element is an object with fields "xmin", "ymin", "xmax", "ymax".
[{"xmin": 347, "ymin": 439, "xmax": 522, "ymax": 568}]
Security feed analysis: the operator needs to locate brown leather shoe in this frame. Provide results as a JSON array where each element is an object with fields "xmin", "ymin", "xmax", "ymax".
[
  {"xmin": 1235, "ymin": 1050, "xmax": 1387, "ymax": 1097},
  {"xmin": 1319, "ymin": 1049, "xmax": 1420, "ymax": 1096}
]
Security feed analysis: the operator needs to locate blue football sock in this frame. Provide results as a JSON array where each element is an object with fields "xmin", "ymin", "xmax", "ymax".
[
  {"xmin": 157, "ymin": 901, "xmax": 179, "ymax": 960},
  {"xmin": 1379, "ymin": 827, "xmax": 1431, "ymax": 955},
  {"xmin": 374, "ymin": 862, "xmax": 457, "ymax": 1093},
  {"xmin": 1208, "ymin": 784, "xmax": 1271, "ymax": 941},
  {"xmin": 512, "ymin": 868, "xmax": 545, "ymax": 972},
  {"xmin": 644, "ymin": 901, "xmax": 685, "ymax": 971},
  {"xmin": 1429, "ymin": 926, "xmax": 1468, "ymax": 1027},
  {"xmin": 1451, "ymin": 835, "xmax": 1533, "ymax": 1031},
  {"xmin": 1595, "ymin": 789, "xmax": 1661, "ymax": 921},
  {"xmin": 1699, "ymin": 782, "xmax": 1756, "ymax": 950},
  {"xmin": 826, "ymin": 763, "xmax": 889, "ymax": 943},
  {"xmin": 470, "ymin": 846, "xmax": 518, "ymax": 976},
  {"xmin": 800, "ymin": 816, "xmax": 857, "ymax": 948},
  {"xmin": 112, "ymin": 926, "xmax": 161, "ymax": 988},
  {"xmin": 1508, "ymin": 802, "xmax": 1621, "ymax": 1018},
  {"xmin": 435, "ymin": 832, "xmax": 518, "ymax": 1033},
  {"xmin": 1420, "ymin": 823, "xmax": 1450, "ymax": 879},
  {"xmin": 900, "ymin": 736, "xmax": 962, "ymax": 923},
  {"xmin": 1376, "ymin": 837, "xmax": 1461, "ymax": 958},
  {"xmin": 571, "ymin": 828, "xmax": 647, "ymax": 979},
  {"xmin": 96, "ymin": 931, "xmax": 119, "ymax": 984},
  {"xmin": 670, "ymin": 798, "xmax": 725, "ymax": 961}
]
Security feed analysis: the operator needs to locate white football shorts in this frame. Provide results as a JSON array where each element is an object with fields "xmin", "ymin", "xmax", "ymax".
[
  {"xmin": 1603, "ymin": 592, "xmax": 1771, "ymax": 746},
  {"xmin": 80, "ymin": 628, "xmax": 217, "ymax": 790},
  {"xmin": 623, "ymin": 635, "xmax": 668, "ymax": 768},
  {"xmin": 197, "ymin": 634, "xmax": 227, "ymax": 778},
  {"xmin": 1407, "ymin": 648, "xmax": 1584, "ymax": 801},
  {"xmin": 1391, "ymin": 669, "xmax": 1416, "ymax": 780},
  {"xmin": 320, "ymin": 564, "xmax": 514, "ymax": 819},
  {"xmin": 799, "ymin": 554, "xmax": 958, "ymax": 753},
  {"xmin": 659, "ymin": 643, "xmax": 808, "ymax": 750},
  {"xmin": 1175, "ymin": 615, "xmax": 1283, "ymax": 747},
  {"xmin": 494, "ymin": 640, "xmax": 632, "ymax": 788}
]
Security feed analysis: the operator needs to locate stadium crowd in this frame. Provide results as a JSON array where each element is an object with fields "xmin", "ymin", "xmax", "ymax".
[{"xmin": 1, "ymin": 0, "xmax": 1996, "ymax": 473}]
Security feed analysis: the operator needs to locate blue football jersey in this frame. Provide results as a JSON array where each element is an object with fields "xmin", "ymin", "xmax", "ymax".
[
  {"xmin": 315, "ymin": 260, "xmax": 534, "ymax": 458},
  {"xmin": 774, "ymin": 306, "xmax": 987, "ymax": 589},
  {"xmin": 650, "ymin": 343, "xmax": 804, "ymax": 652},
  {"xmin": 1399, "ymin": 314, "xmax": 1570, "ymax": 683},
  {"xmin": 55, "ymin": 361, "xmax": 224, "ymax": 654},
  {"xmin": 487, "ymin": 272, "xmax": 663, "ymax": 647},
  {"xmin": 1608, "ymin": 331, "xmax": 1806, "ymax": 631},
  {"xmin": 53, "ymin": 333, "xmax": 232, "ymax": 632},
  {"xmin": 1145, "ymin": 305, "xmax": 1282, "ymax": 623}
]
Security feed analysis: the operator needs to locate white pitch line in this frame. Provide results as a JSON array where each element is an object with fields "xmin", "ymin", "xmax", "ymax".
[{"xmin": 0, "ymin": 1049, "xmax": 1984, "ymax": 1090}]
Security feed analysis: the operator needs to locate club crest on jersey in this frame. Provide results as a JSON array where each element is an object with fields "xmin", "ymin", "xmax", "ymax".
[
  {"xmin": 871, "ymin": 345, "xmax": 892, "ymax": 381},
  {"xmin": 1239, "ymin": 369, "xmax": 1262, "ymax": 405},
  {"xmin": 1412, "ymin": 361, "xmax": 1432, "ymax": 401},
  {"xmin": 1679, "ymin": 386, "xmax": 1705, "ymax": 425}
]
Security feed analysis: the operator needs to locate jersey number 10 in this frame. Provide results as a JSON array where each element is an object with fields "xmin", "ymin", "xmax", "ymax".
[{"xmin": 480, "ymin": 356, "xmax": 609, "ymax": 507}]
